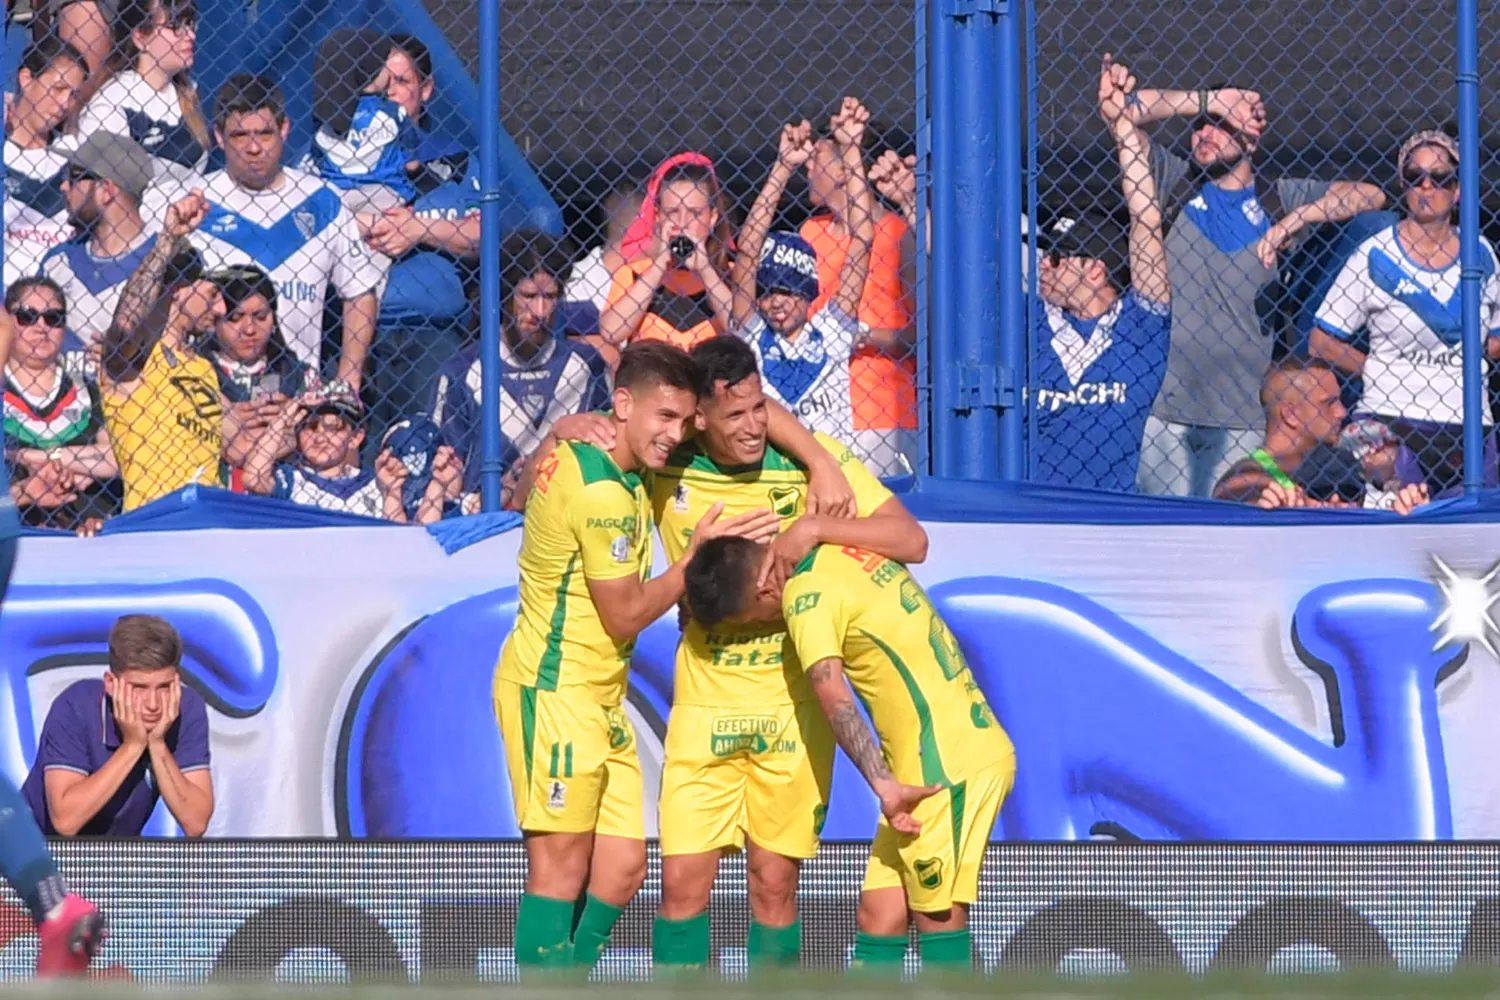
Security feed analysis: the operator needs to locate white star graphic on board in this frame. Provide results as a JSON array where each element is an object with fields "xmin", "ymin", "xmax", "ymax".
[{"xmin": 1431, "ymin": 556, "xmax": 1500, "ymax": 656}]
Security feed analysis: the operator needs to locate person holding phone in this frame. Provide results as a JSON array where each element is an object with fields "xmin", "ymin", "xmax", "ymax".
[{"xmin": 599, "ymin": 154, "xmax": 736, "ymax": 352}]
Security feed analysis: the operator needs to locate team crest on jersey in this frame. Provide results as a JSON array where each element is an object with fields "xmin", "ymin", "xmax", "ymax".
[
  {"xmin": 914, "ymin": 857, "xmax": 944, "ymax": 890},
  {"xmin": 610, "ymin": 535, "xmax": 631, "ymax": 563},
  {"xmin": 673, "ymin": 482, "xmax": 690, "ymax": 513},
  {"xmin": 294, "ymin": 210, "xmax": 317, "ymax": 241},
  {"xmin": 768, "ymin": 486, "xmax": 801, "ymax": 518},
  {"xmin": 547, "ymin": 780, "xmax": 566, "ymax": 810}
]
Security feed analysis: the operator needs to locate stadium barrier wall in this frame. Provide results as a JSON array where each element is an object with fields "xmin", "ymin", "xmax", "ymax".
[
  {"xmin": 4, "ymin": 840, "xmax": 1500, "ymax": 979},
  {"xmin": 3, "ymin": 500, "xmax": 1499, "ymax": 840}
]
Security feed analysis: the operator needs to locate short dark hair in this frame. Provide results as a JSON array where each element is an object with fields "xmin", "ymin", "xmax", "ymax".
[
  {"xmin": 685, "ymin": 536, "xmax": 763, "ymax": 628},
  {"xmin": 690, "ymin": 335, "xmax": 759, "ymax": 396},
  {"xmin": 213, "ymin": 73, "xmax": 285, "ymax": 131},
  {"xmin": 615, "ymin": 341, "xmax": 702, "ymax": 398},
  {"xmin": 5, "ymin": 275, "xmax": 66, "ymax": 312},
  {"xmin": 501, "ymin": 231, "xmax": 575, "ymax": 300},
  {"xmin": 108, "ymin": 614, "xmax": 182, "ymax": 673},
  {"xmin": 20, "ymin": 34, "xmax": 87, "ymax": 81}
]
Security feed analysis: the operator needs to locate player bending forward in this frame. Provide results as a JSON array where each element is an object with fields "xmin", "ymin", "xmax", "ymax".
[
  {"xmin": 494, "ymin": 341, "xmax": 779, "ymax": 974},
  {"xmin": 685, "ymin": 538, "xmax": 1014, "ymax": 974}
]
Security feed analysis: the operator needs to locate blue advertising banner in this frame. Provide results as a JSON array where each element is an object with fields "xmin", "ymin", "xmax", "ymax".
[{"xmin": 2, "ymin": 509, "xmax": 1497, "ymax": 840}]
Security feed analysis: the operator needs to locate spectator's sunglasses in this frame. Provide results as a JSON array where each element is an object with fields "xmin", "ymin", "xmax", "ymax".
[
  {"xmin": 14, "ymin": 308, "xmax": 66, "ymax": 328},
  {"xmin": 65, "ymin": 165, "xmax": 100, "ymax": 185},
  {"xmin": 1402, "ymin": 168, "xmax": 1458, "ymax": 190}
]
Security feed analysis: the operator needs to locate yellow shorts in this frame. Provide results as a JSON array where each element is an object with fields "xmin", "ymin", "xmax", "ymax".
[
  {"xmin": 494, "ymin": 678, "xmax": 644, "ymax": 838},
  {"xmin": 658, "ymin": 701, "xmax": 834, "ymax": 858},
  {"xmin": 862, "ymin": 757, "xmax": 1014, "ymax": 912}
]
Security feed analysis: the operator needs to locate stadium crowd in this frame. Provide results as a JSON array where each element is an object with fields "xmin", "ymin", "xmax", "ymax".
[{"xmin": 0, "ymin": 6, "xmax": 1488, "ymax": 531}]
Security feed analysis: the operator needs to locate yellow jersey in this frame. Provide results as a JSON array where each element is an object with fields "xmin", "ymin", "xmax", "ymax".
[
  {"xmin": 781, "ymin": 545, "xmax": 1014, "ymax": 787},
  {"xmin": 647, "ymin": 432, "xmax": 893, "ymax": 707},
  {"xmin": 101, "ymin": 342, "xmax": 224, "ymax": 512},
  {"xmin": 498, "ymin": 441, "xmax": 652, "ymax": 705}
]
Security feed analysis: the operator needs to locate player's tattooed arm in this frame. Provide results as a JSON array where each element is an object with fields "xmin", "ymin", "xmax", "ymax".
[
  {"xmin": 808, "ymin": 657, "xmax": 891, "ymax": 785},
  {"xmin": 807, "ymin": 655, "xmax": 944, "ymax": 835}
]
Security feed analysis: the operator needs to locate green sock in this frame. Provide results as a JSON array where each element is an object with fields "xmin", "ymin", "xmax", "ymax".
[
  {"xmin": 919, "ymin": 928, "xmax": 972, "ymax": 972},
  {"xmin": 850, "ymin": 931, "xmax": 907, "ymax": 972},
  {"xmin": 747, "ymin": 918, "xmax": 801, "ymax": 969},
  {"xmin": 514, "ymin": 893, "xmax": 575, "ymax": 970},
  {"xmin": 572, "ymin": 893, "xmax": 625, "ymax": 969},
  {"xmin": 652, "ymin": 911, "xmax": 711, "ymax": 973}
]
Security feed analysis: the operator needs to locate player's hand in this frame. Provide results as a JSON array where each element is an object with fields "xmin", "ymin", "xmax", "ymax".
[
  {"xmin": 164, "ymin": 189, "xmax": 209, "ymax": 238},
  {"xmin": 113, "ymin": 684, "xmax": 149, "ymax": 750},
  {"xmin": 873, "ymin": 777, "xmax": 945, "ymax": 836},
  {"xmin": 757, "ymin": 515, "xmax": 819, "ymax": 593},
  {"xmin": 549, "ymin": 412, "xmax": 616, "ymax": 452},
  {"xmin": 807, "ymin": 456, "xmax": 856, "ymax": 519},
  {"xmin": 1393, "ymin": 481, "xmax": 1430, "ymax": 517},
  {"xmin": 149, "ymin": 678, "xmax": 182, "ymax": 746},
  {"xmin": 688, "ymin": 502, "xmax": 780, "ymax": 554}
]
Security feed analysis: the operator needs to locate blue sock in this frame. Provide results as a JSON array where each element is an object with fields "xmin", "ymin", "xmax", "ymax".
[{"xmin": 0, "ymin": 777, "xmax": 65, "ymax": 924}]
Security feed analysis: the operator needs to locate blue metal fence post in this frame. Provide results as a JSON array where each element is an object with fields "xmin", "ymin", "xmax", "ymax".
[
  {"xmin": 1457, "ymin": 0, "xmax": 1483, "ymax": 492},
  {"xmin": 996, "ymin": 0, "xmax": 1024, "ymax": 480},
  {"xmin": 477, "ymin": 0, "xmax": 503, "ymax": 511},
  {"xmin": 930, "ymin": 0, "xmax": 1008, "ymax": 481}
]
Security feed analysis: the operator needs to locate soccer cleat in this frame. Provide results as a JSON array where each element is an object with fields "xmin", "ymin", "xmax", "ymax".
[{"xmin": 35, "ymin": 894, "xmax": 106, "ymax": 977}]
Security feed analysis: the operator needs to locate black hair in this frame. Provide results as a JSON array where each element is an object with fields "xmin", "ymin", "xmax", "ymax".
[
  {"xmin": 614, "ymin": 340, "xmax": 701, "ymax": 398},
  {"xmin": 19, "ymin": 34, "xmax": 87, "ymax": 81},
  {"xmin": 690, "ymin": 335, "xmax": 759, "ymax": 397},
  {"xmin": 208, "ymin": 264, "xmax": 297, "ymax": 367},
  {"xmin": 5, "ymin": 274, "xmax": 66, "ymax": 312},
  {"xmin": 213, "ymin": 73, "xmax": 285, "ymax": 132},
  {"xmin": 685, "ymin": 536, "xmax": 763, "ymax": 628},
  {"xmin": 501, "ymin": 231, "xmax": 575, "ymax": 300},
  {"xmin": 165, "ymin": 246, "xmax": 206, "ymax": 289}
]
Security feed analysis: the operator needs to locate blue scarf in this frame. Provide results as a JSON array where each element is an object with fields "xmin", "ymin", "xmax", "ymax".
[{"xmin": 757, "ymin": 320, "xmax": 828, "ymax": 405}]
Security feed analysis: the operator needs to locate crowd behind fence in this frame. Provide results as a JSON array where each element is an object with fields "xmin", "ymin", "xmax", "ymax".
[{"xmin": 0, "ymin": 0, "xmax": 1495, "ymax": 533}]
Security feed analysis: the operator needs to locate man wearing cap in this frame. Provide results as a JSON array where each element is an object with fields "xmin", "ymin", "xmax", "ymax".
[
  {"xmin": 40, "ymin": 132, "xmax": 158, "ymax": 346},
  {"xmin": 1027, "ymin": 57, "xmax": 1171, "ymax": 493},
  {"xmin": 1117, "ymin": 60, "xmax": 1386, "ymax": 498},
  {"xmin": 98, "ymin": 187, "xmax": 229, "ymax": 511},
  {"xmin": 1310, "ymin": 129, "xmax": 1500, "ymax": 498},
  {"xmin": 731, "ymin": 102, "xmax": 873, "ymax": 449},
  {"xmin": 241, "ymin": 384, "xmax": 459, "ymax": 523}
]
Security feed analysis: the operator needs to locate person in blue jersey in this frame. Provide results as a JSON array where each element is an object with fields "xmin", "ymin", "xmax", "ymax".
[
  {"xmin": 1310, "ymin": 129, "xmax": 1500, "ymax": 498},
  {"xmin": 4, "ymin": 36, "xmax": 87, "ymax": 281},
  {"xmin": 71, "ymin": 0, "xmax": 212, "ymax": 184},
  {"xmin": 305, "ymin": 28, "xmax": 420, "ymax": 214},
  {"xmin": 40, "ymin": 132, "xmax": 157, "ymax": 346},
  {"xmin": 1030, "ymin": 56, "xmax": 1171, "ymax": 492},
  {"xmin": 432, "ymin": 231, "xmax": 611, "ymax": 512},
  {"xmin": 0, "ymin": 304, "xmax": 106, "ymax": 974},
  {"xmin": 730, "ymin": 101, "xmax": 873, "ymax": 450},
  {"xmin": 241, "ymin": 384, "xmax": 459, "ymax": 522}
]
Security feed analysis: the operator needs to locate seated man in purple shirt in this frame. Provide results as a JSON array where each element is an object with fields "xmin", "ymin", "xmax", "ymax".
[{"xmin": 22, "ymin": 615, "xmax": 214, "ymax": 837}]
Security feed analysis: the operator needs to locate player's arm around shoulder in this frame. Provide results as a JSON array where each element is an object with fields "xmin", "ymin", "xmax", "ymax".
[
  {"xmin": 504, "ymin": 413, "xmax": 617, "ymax": 512},
  {"xmin": 765, "ymin": 404, "xmax": 857, "ymax": 517}
]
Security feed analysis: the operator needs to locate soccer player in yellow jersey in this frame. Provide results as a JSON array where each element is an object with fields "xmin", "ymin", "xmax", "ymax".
[
  {"xmin": 685, "ymin": 537, "xmax": 1015, "ymax": 975},
  {"xmin": 495, "ymin": 341, "xmax": 779, "ymax": 974},
  {"xmin": 530, "ymin": 334, "xmax": 927, "ymax": 972}
]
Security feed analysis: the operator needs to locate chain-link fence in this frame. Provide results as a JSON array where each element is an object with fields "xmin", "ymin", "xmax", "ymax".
[
  {"xmin": 0, "ymin": 0, "xmax": 923, "ymax": 534},
  {"xmin": 1025, "ymin": 0, "xmax": 1500, "ymax": 509}
]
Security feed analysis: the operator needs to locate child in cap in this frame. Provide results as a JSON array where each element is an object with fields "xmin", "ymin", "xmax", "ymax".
[
  {"xmin": 728, "ymin": 102, "xmax": 876, "ymax": 448},
  {"xmin": 239, "ymin": 383, "xmax": 460, "ymax": 522},
  {"xmin": 304, "ymin": 28, "xmax": 419, "ymax": 213}
]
